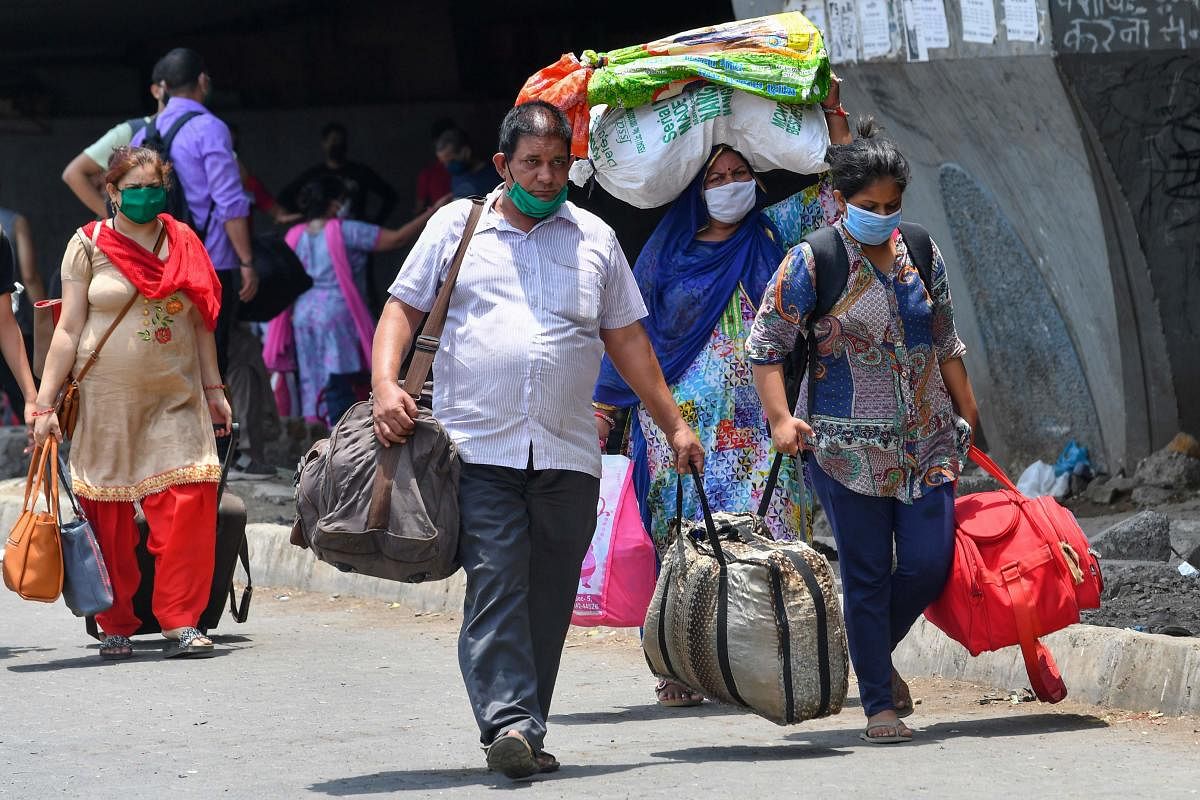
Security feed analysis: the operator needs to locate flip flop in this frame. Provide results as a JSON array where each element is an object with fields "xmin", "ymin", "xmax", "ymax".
[
  {"xmin": 656, "ymin": 679, "xmax": 704, "ymax": 708},
  {"xmin": 860, "ymin": 721, "xmax": 914, "ymax": 745},
  {"xmin": 163, "ymin": 627, "xmax": 215, "ymax": 659},
  {"xmin": 486, "ymin": 732, "xmax": 538, "ymax": 779}
]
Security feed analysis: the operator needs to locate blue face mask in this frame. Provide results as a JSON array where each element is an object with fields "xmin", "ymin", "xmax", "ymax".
[{"xmin": 843, "ymin": 202, "xmax": 902, "ymax": 246}]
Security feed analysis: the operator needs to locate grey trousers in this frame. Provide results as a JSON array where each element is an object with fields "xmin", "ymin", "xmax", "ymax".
[{"xmin": 457, "ymin": 460, "xmax": 600, "ymax": 751}]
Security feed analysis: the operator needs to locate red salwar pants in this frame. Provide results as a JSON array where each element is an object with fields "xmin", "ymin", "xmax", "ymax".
[{"xmin": 79, "ymin": 483, "xmax": 217, "ymax": 637}]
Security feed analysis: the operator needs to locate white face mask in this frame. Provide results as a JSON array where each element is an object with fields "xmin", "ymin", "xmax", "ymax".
[
  {"xmin": 704, "ymin": 178, "xmax": 758, "ymax": 224},
  {"xmin": 335, "ymin": 199, "xmax": 352, "ymax": 219}
]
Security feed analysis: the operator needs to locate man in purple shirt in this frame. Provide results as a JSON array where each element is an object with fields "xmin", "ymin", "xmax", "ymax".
[{"xmin": 132, "ymin": 48, "xmax": 258, "ymax": 376}]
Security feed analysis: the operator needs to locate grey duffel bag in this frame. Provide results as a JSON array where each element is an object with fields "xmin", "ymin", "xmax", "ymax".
[
  {"xmin": 293, "ymin": 400, "xmax": 460, "ymax": 583},
  {"xmin": 643, "ymin": 460, "xmax": 849, "ymax": 725}
]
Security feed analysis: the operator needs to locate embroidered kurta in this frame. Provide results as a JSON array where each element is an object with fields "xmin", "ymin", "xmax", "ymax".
[
  {"xmin": 60, "ymin": 233, "xmax": 219, "ymax": 501},
  {"xmin": 746, "ymin": 221, "xmax": 970, "ymax": 502}
]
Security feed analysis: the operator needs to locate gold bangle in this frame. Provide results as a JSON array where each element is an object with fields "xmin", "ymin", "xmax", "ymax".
[{"xmin": 592, "ymin": 401, "xmax": 618, "ymax": 413}]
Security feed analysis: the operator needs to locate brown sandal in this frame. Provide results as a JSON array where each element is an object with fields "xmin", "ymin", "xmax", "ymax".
[{"xmin": 892, "ymin": 670, "xmax": 914, "ymax": 718}]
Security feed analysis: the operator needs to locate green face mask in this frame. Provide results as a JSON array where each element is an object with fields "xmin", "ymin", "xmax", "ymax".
[
  {"xmin": 506, "ymin": 180, "xmax": 568, "ymax": 219},
  {"xmin": 117, "ymin": 185, "xmax": 167, "ymax": 224}
]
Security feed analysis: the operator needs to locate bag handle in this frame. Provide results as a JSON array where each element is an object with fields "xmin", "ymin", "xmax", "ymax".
[
  {"xmin": 56, "ymin": 449, "xmax": 86, "ymax": 521},
  {"xmin": 967, "ymin": 444, "xmax": 1019, "ymax": 494},
  {"xmin": 754, "ymin": 452, "xmax": 810, "ymax": 541},
  {"xmin": 1001, "ymin": 562, "xmax": 1068, "ymax": 703},
  {"xmin": 400, "ymin": 198, "xmax": 485, "ymax": 397},
  {"xmin": 70, "ymin": 222, "xmax": 164, "ymax": 386},
  {"xmin": 674, "ymin": 465, "xmax": 727, "ymax": 569},
  {"xmin": 366, "ymin": 199, "xmax": 486, "ymax": 533}
]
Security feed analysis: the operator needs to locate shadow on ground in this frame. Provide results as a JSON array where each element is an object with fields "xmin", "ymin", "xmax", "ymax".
[
  {"xmin": 308, "ymin": 763, "xmax": 656, "ymax": 794},
  {"xmin": 788, "ymin": 712, "xmax": 1108, "ymax": 747},
  {"xmin": 650, "ymin": 743, "xmax": 849, "ymax": 763},
  {"xmin": 552, "ymin": 701, "xmax": 748, "ymax": 726}
]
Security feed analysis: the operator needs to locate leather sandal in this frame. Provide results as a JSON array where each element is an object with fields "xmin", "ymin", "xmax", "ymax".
[
  {"xmin": 486, "ymin": 732, "xmax": 538, "ymax": 780},
  {"xmin": 892, "ymin": 670, "xmax": 915, "ymax": 718}
]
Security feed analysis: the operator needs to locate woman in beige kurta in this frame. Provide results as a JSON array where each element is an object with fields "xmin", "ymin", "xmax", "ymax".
[{"xmin": 34, "ymin": 146, "xmax": 231, "ymax": 660}]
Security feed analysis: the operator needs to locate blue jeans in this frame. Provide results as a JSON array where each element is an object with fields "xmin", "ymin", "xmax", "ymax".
[{"xmin": 808, "ymin": 459, "xmax": 955, "ymax": 717}]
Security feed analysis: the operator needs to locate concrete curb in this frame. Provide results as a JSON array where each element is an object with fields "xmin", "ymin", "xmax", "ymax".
[{"xmin": 2, "ymin": 482, "xmax": 1196, "ymax": 716}]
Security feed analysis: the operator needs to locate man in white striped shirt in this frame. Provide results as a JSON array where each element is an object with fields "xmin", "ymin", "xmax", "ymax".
[{"xmin": 373, "ymin": 101, "xmax": 702, "ymax": 780}]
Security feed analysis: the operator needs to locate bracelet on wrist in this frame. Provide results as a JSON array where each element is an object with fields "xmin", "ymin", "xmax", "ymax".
[
  {"xmin": 204, "ymin": 383, "xmax": 227, "ymax": 391},
  {"xmin": 593, "ymin": 411, "xmax": 615, "ymax": 427},
  {"xmin": 592, "ymin": 401, "xmax": 618, "ymax": 413},
  {"xmin": 821, "ymin": 103, "xmax": 849, "ymax": 118},
  {"xmin": 30, "ymin": 407, "xmax": 56, "ymax": 418}
]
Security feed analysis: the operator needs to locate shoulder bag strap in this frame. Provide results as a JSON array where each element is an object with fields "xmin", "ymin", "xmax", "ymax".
[
  {"xmin": 897, "ymin": 222, "xmax": 935, "ymax": 292},
  {"xmin": 400, "ymin": 198, "xmax": 485, "ymax": 396},
  {"xmin": 366, "ymin": 198, "xmax": 485, "ymax": 532},
  {"xmin": 73, "ymin": 222, "xmax": 166, "ymax": 384}
]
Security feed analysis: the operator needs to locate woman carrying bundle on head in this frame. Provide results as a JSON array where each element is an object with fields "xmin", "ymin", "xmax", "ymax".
[{"xmin": 592, "ymin": 78, "xmax": 853, "ymax": 708}]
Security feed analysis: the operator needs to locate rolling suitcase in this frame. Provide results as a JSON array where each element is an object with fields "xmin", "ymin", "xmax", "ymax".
[{"xmin": 85, "ymin": 424, "xmax": 253, "ymax": 639}]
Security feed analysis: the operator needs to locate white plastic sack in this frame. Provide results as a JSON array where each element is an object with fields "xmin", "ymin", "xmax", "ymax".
[
  {"xmin": 1016, "ymin": 460, "xmax": 1057, "ymax": 499},
  {"xmin": 584, "ymin": 83, "xmax": 830, "ymax": 209}
]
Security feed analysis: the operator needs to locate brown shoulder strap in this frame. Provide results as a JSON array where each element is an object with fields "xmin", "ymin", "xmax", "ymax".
[
  {"xmin": 400, "ymin": 197, "xmax": 486, "ymax": 397},
  {"xmin": 366, "ymin": 198, "xmax": 485, "ymax": 532},
  {"xmin": 72, "ymin": 220, "xmax": 157, "ymax": 384}
]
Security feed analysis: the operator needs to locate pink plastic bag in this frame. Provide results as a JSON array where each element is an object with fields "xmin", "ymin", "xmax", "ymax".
[{"xmin": 572, "ymin": 455, "xmax": 657, "ymax": 628}]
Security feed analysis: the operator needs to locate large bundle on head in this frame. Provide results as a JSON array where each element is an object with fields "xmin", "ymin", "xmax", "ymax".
[{"xmin": 515, "ymin": 12, "xmax": 833, "ymax": 207}]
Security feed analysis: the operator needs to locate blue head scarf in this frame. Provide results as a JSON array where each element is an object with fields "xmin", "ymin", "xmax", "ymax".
[{"xmin": 594, "ymin": 147, "xmax": 786, "ymax": 408}]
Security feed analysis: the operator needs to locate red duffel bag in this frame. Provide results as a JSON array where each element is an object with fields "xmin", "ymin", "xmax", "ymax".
[{"xmin": 924, "ymin": 446, "xmax": 1103, "ymax": 703}]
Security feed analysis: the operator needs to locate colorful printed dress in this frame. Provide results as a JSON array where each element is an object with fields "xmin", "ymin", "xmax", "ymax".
[
  {"xmin": 289, "ymin": 220, "xmax": 380, "ymax": 420},
  {"xmin": 636, "ymin": 179, "xmax": 840, "ymax": 547}
]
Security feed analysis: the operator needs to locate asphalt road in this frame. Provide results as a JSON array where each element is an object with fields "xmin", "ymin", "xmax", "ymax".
[{"xmin": 2, "ymin": 588, "xmax": 1197, "ymax": 799}]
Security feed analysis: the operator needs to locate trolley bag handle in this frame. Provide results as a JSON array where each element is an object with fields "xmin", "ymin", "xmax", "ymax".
[{"xmin": 367, "ymin": 198, "xmax": 485, "ymax": 533}]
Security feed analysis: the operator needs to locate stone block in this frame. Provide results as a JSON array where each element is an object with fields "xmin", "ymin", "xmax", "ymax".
[
  {"xmin": 1091, "ymin": 510, "xmax": 1173, "ymax": 561},
  {"xmin": 1107, "ymin": 476, "xmax": 1138, "ymax": 493},
  {"xmin": 1085, "ymin": 479, "xmax": 1118, "ymax": 505},
  {"xmin": 1134, "ymin": 448, "xmax": 1200, "ymax": 490},
  {"xmin": 1132, "ymin": 485, "xmax": 1176, "ymax": 507}
]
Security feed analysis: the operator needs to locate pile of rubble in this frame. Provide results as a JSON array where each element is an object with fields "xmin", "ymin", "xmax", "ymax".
[{"xmin": 1079, "ymin": 433, "xmax": 1200, "ymax": 508}]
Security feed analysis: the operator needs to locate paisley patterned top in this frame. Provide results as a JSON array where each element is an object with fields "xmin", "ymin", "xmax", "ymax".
[{"xmin": 746, "ymin": 220, "xmax": 971, "ymax": 502}]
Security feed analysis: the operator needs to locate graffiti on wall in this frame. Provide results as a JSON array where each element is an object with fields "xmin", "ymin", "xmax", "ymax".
[{"xmin": 1053, "ymin": 0, "xmax": 1200, "ymax": 52}]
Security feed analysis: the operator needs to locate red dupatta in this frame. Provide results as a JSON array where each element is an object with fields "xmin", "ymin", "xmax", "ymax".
[{"xmin": 84, "ymin": 214, "xmax": 222, "ymax": 331}]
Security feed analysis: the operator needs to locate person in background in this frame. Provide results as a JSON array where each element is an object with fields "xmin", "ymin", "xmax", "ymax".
[
  {"xmin": 0, "ymin": 203, "xmax": 44, "ymax": 424},
  {"xmin": 435, "ymin": 128, "xmax": 502, "ymax": 199},
  {"xmin": 132, "ymin": 47, "xmax": 269, "ymax": 478},
  {"xmin": 0, "ymin": 224, "xmax": 36, "ymax": 433},
  {"xmin": 62, "ymin": 79, "xmax": 166, "ymax": 218},
  {"xmin": 33, "ymin": 146, "xmax": 231, "ymax": 660},
  {"xmin": 229, "ymin": 123, "xmax": 300, "ymax": 227},
  {"xmin": 414, "ymin": 118, "xmax": 456, "ymax": 214},
  {"xmin": 373, "ymin": 100, "xmax": 703, "ymax": 780},
  {"xmin": 748, "ymin": 118, "xmax": 980, "ymax": 745},
  {"xmin": 277, "ymin": 123, "xmax": 398, "ymax": 225},
  {"xmin": 265, "ymin": 175, "xmax": 448, "ymax": 425},
  {"xmin": 593, "ymin": 76, "xmax": 852, "ymax": 708}
]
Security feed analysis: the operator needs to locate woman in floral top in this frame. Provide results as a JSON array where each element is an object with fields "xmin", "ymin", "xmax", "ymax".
[
  {"xmin": 34, "ymin": 146, "xmax": 231, "ymax": 660},
  {"xmin": 594, "ymin": 80, "xmax": 852, "ymax": 708},
  {"xmin": 749, "ymin": 119, "xmax": 980, "ymax": 745}
]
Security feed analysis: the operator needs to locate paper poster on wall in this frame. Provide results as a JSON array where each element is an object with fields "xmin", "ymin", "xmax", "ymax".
[
  {"xmin": 1003, "ymin": 0, "xmax": 1040, "ymax": 42},
  {"xmin": 960, "ymin": 0, "xmax": 998, "ymax": 43},
  {"xmin": 826, "ymin": 0, "xmax": 861, "ymax": 62},
  {"xmin": 784, "ymin": 0, "xmax": 830, "ymax": 44},
  {"xmin": 911, "ymin": 0, "xmax": 950, "ymax": 49},
  {"xmin": 903, "ymin": 0, "xmax": 930, "ymax": 60},
  {"xmin": 858, "ymin": 0, "xmax": 894, "ymax": 58}
]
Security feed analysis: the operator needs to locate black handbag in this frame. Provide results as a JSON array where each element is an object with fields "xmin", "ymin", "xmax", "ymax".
[{"xmin": 237, "ymin": 234, "xmax": 313, "ymax": 322}]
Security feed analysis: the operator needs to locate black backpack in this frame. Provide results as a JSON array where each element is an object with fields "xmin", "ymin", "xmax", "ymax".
[
  {"xmin": 784, "ymin": 223, "xmax": 934, "ymax": 412},
  {"xmin": 139, "ymin": 112, "xmax": 206, "ymax": 235}
]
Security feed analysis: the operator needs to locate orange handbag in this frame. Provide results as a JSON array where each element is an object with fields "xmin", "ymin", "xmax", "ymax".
[{"xmin": 3, "ymin": 439, "xmax": 65, "ymax": 602}]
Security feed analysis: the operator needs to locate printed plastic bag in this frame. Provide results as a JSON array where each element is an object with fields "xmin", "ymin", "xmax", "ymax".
[
  {"xmin": 572, "ymin": 455, "xmax": 657, "ymax": 628},
  {"xmin": 587, "ymin": 12, "xmax": 830, "ymax": 109},
  {"xmin": 587, "ymin": 83, "xmax": 829, "ymax": 208},
  {"xmin": 515, "ymin": 53, "xmax": 593, "ymax": 160}
]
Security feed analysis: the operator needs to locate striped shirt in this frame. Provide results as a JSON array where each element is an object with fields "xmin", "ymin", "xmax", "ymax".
[{"xmin": 388, "ymin": 188, "xmax": 647, "ymax": 478}]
